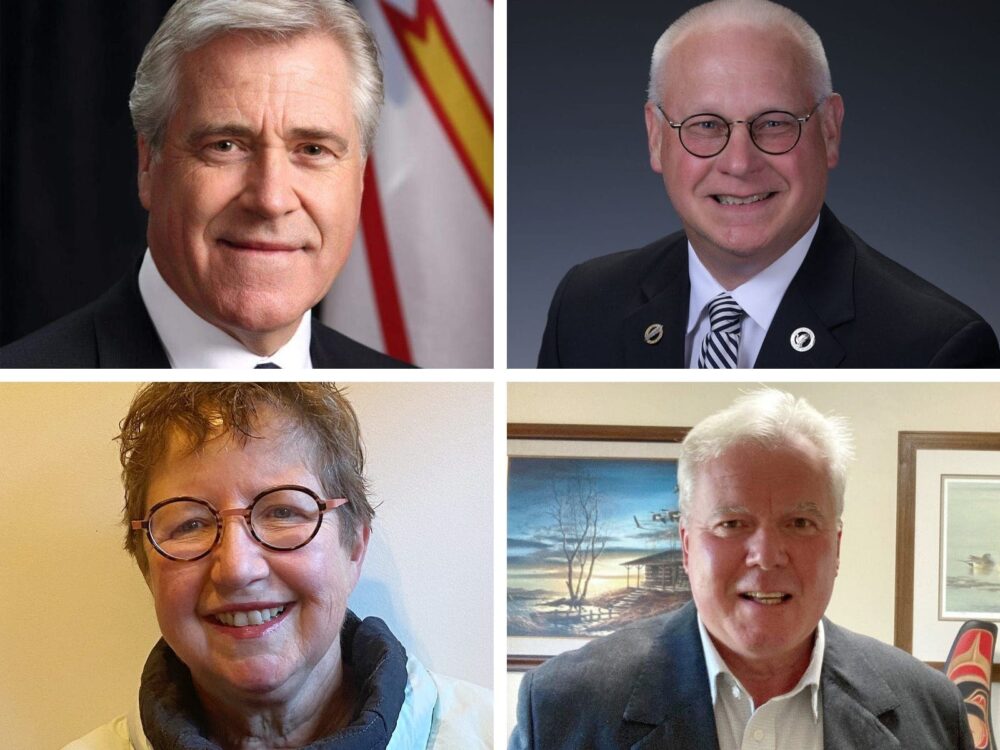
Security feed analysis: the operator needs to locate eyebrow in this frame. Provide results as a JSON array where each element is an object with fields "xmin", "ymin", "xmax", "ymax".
[
  {"xmin": 789, "ymin": 502, "xmax": 826, "ymax": 516},
  {"xmin": 709, "ymin": 504, "xmax": 751, "ymax": 518},
  {"xmin": 707, "ymin": 502, "xmax": 826, "ymax": 518},
  {"xmin": 680, "ymin": 104, "xmax": 797, "ymax": 119},
  {"xmin": 186, "ymin": 123, "xmax": 350, "ymax": 152}
]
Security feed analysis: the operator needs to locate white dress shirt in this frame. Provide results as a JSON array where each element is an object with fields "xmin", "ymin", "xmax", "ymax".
[
  {"xmin": 137, "ymin": 250, "xmax": 313, "ymax": 369},
  {"xmin": 686, "ymin": 217, "xmax": 820, "ymax": 368},
  {"xmin": 697, "ymin": 614, "xmax": 825, "ymax": 750}
]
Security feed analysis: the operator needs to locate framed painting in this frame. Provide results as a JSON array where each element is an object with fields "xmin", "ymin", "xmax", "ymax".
[
  {"xmin": 895, "ymin": 431, "xmax": 1000, "ymax": 681},
  {"xmin": 507, "ymin": 424, "xmax": 690, "ymax": 670}
]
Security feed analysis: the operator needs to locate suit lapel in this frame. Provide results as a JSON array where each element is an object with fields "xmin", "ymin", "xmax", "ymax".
[
  {"xmin": 93, "ymin": 267, "xmax": 171, "ymax": 368},
  {"xmin": 756, "ymin": 205, "xmax": 855, "ymax": 367},
  {"xmin": 619, "ymin": 610, "xmax": 904, "ymax": 748},
  {"xmin": 757, "ymin": 281, "xmax": 847, "ymax": 367},
  {"xmin": 621, "ymin": 238, "xmax": 689, "ymax": 367},
  {"xmin": 620, "ymin": 206, "xmax": 858, "ymax": 368},
  {"xmin": 623, "ymin": 603, "xmax": 721, "ymax": 750},
  {"xmin": 821, "ymin": 620, "xmax": 901, "ymax": 749}
]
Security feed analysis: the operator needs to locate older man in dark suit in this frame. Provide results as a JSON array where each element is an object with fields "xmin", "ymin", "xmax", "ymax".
[
  {"xmin": 537, "ymin": 0, "xmax": 999, "ymax": 368},
  {"xmin": 510, "ymin": 389, "xmax": 974, "ymax": 749},
  {"xmin": 0, "ymin": 0, "xmax": 408, "ymax": 369}
]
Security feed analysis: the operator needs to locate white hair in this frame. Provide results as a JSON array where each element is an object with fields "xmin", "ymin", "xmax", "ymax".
[
  {"xmin": 677, "ymin": 388, "xmax": 854, "ymax": 520},
  {"xmin": 130, "ymin": 0, "xmax": 383, "ymax": 157},
  {"xmin": 648, "ymin": 0, "xmax": 832, "ymax": 105}
]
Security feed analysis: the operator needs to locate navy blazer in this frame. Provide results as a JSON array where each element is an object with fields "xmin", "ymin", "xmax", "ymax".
[
  {"xmin": 0, "ymin": 266, "xmax": 410, "ymax": 369},
  {"xmin": 538, "ymin": 205, "xmax": 1000, "ymax": 368},
  {"xmin": 510, "ymin": 602, "xmax": 974, "ymax": 750}
]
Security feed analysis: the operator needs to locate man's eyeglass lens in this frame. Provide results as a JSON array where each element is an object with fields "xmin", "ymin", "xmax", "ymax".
[
  {"xmin": 680, "ymin": 112, "xmax": 801, "ymax": 157},
  {"xmin": 148, "ymin": 488, "xmax": 323, "ymax": 559}
]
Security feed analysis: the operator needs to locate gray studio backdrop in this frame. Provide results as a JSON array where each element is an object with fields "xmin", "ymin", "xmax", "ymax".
[{"xmin": 507, "ymin": 1, "xmax": 1000, "ymax": 368}]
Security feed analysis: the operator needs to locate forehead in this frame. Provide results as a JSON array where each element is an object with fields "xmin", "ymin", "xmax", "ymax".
[
  {"xmin": 691, "ymin": 437, "xmax": 833, "ymax": 512},
  {"xmin": 663, "ymin": 24, "xmax": 812, "ymax": 112},
  {"xmin": 171, "ymin": 30, "xmax": 356, "ymax": 134},
  {"xmin": 149, "ymin": 409, "xmax": 313, "ymax": 486}
]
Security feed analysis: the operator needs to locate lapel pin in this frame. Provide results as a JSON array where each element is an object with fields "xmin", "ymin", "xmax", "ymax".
[
  {"xmin": 790, "ymin": 327, "xmax": 815, "ymax": 352},
  {"xmin": 644, "ymin": 323, "xmax": 664, "ymax": 345}
]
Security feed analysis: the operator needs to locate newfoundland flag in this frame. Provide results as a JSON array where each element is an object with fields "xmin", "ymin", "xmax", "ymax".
[{"xmin": 321, "ymin": 0, "xmax": 493, "ymax": 367}]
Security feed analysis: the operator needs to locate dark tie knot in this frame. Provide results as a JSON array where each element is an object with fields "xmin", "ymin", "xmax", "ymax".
[{"xmin": 254, "ymin": 362, "xmax": 281, "ymax": 369}]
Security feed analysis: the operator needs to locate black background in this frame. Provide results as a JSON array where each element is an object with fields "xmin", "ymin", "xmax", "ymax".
[{"xmin": 1, "ymin": 1, "xmax": 174, "ymax": 345}]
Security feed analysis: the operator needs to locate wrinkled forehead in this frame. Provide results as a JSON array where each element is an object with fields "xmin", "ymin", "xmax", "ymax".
[{"xmin": 170, "ymin": 30, "xmax": 358, "ymax": 135}]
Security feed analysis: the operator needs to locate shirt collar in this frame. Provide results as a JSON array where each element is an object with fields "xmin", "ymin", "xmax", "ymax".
[
  {"xmin": 697, "ymin": 611, "xmax": 825, "ymax": 721},
  {"xmin": 686, "ymin": 216, "xmax": 820, "ymax": 336},
  {"xmin": 137, "ymin": 249, "xmax": 313, "ymax": 369}
]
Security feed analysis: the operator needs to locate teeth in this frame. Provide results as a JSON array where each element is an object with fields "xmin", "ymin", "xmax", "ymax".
[
  {"xmin": 716, "ymin": 193, "xmax": 770, "ymax": 205},
  {"xmin": 742, "ymin": 592, "xmax": 787, "ymax": 605},
  {"xmin": 214, "ymin": 606, "xmax": 285, "ymax": 627}
]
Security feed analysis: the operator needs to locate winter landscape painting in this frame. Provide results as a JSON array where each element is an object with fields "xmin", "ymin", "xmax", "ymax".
[{"xmin": 508, "ymin": 449, "xmax": 692, "ymax": 644}]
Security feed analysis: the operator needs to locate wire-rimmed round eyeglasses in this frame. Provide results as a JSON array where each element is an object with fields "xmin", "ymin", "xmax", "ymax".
[{"xmin": 656, "ymin": 97, "xmax": 827, "ymax": 158}]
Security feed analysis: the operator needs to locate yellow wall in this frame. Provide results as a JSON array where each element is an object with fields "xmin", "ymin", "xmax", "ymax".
[
  {"xmin": 507, "ymin": 381, "xmax": 1000, "ymax": 735},
  {"xmin": 0, "ymin": 381, "xmax": 493, "ymax": 749}
]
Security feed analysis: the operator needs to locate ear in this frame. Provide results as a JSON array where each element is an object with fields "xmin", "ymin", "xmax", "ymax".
[
  {"xmin": 347, "ymin": 524, "xmax": 371, "ymax": 589},
  {"xmin": 819, "ymin": 93, "xmax": 845, "ymax": 169},
  {"xmin": 680, "ymin": 521, "xmax": 690, "ymax": 572},
  {"xmin": 359, "ymin": 157, "xmax": 368, "ymax": 193},
  {"xmin": 835, "ymin": 526, "xmax": 842, "ymax": 575},
  {"xmin": 137, "ymin": 135, "xmax": 155, "ymax": 211},
  {"xmin": 644, "ymin": 102, "xmax": 665, "ymax": 174}
]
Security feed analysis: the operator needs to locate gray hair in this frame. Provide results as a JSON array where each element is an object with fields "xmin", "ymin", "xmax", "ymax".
[
  {"xmin": 130, "ymin": 0, "xmax": 383, "ymax": 157},
  {"xmin": 648, "ymin": 0, "xmax": 832, "ymax": 105},
  {"xmin": 677, "ymin": 388, "xmax": 853, "ymax": 520}
]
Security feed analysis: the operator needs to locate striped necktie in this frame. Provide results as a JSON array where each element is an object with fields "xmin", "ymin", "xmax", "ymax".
[{"xmin": 697, "ymin": 293, "xmax": 745, "ymax": 369}]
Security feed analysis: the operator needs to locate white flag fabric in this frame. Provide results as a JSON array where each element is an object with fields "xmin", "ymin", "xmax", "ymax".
[{"xmin": 322, "ymin": 0, "xmax": 494, "ymax": 367}]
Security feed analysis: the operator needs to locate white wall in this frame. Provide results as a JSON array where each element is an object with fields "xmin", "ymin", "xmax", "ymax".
[
  {"xmin": 0, "ymin": 381, "xmax": 492, "ymax": 750},
  {"xmin": 507, "ymin": 381, "xmax": 1000, "ymax": 737}
]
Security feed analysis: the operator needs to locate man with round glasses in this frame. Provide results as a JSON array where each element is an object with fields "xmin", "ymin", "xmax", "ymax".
[
  {"xmin": 537, "ymin": 0, "xmax": 1000, "ymax": 368},
  {"xmin": 64, "ymin": 382, "xmax": 489, "ymax": 749}
]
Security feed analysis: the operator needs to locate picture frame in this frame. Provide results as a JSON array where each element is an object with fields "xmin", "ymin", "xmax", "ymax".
[
  {"xmin": 507, "ymin": 423, "xmax": 689, "ymax": 671},
  {"xmin": 894, "ymin": 431, "xmax": 1000, "ymax": 681}
]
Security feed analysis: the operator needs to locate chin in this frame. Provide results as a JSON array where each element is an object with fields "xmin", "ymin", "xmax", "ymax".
[
  {"xmin": 211, "ymin": 656, "xmax": 297, "ymax": 697},
  {"xmin": 212, "ymin": 296, "xmax": 313, "ymax": 336},
  {"xmin": 713, "ymin": 226, "xmax": 781, "ymax": 255}
]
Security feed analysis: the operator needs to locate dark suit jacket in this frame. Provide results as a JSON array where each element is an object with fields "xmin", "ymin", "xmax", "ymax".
[
  {"xmin": 0, "ymin": 267, "xmax": 411, "ymax": 368},
  {"xmin": 538, "ymin": 205, "xmax": 1000, "ymax": 368},
  {"xmin": 509, "ymin": 602, "xmax": 974, "ymax": 750}
]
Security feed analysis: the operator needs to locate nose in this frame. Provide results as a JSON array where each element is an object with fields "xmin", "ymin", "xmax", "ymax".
[
  {"xmin": 715, "ymin": 122, "xmax": 765, "ymax": 177},
  {"xmin": 745, "ymin": 525, "xmax": 788, "ymax": 570},
  {"xmin": 239, "ymin": 146, "xmax": 302, "ymax": 218},
  {"xmin": 210, "ymin": 514, "xmax": 269, "ymax": 589}
]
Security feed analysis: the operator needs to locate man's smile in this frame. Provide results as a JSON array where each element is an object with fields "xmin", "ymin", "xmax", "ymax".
[
  {"xmin": 739, "ymin": 591, "xmax": 793, "ymax": 605},
  {"xmin": 712, "ymin": 192, "xmax": 776, "ymax": 205},
  {"xmin": 217, "ymin": 238, "xmax": 305, "ymax": 252}
]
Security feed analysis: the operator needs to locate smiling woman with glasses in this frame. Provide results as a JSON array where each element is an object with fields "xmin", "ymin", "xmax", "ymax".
[{"xmin": 63, "ymin": 381, "xmax": 490, "ymax": 750}]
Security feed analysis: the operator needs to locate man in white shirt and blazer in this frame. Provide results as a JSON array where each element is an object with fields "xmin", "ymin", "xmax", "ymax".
[{"xmin": 510, "ymin": 389, "xmax": 974, "ymax": 749}]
